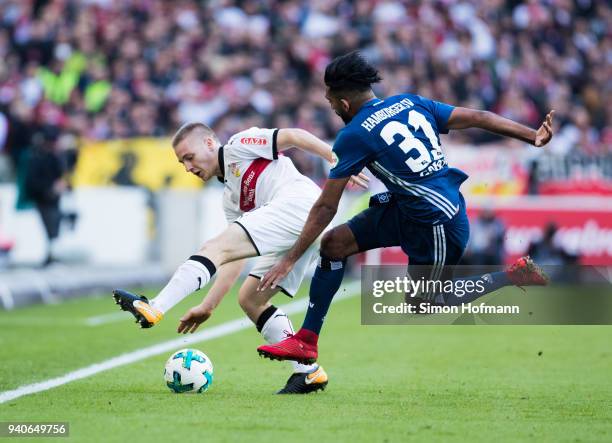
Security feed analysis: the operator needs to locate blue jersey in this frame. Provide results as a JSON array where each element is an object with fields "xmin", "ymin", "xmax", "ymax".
[{"xmin": 329, "ymin": 94, "xmax": 468, "ymax": 224}]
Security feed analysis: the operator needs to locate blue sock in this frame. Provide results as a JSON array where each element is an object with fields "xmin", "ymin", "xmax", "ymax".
[
  {"xmin": 443, "ymin": 271, "xmax": 511, "ymax": 306},
  {"xmin": 301, "ymin": 255, "xmax": 346, "ymax": 335}
]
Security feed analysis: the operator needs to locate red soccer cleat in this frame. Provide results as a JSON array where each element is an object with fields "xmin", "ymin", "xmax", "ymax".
[
  {"xmin": 257, "ymin": 329, "xmax": 319, "ymax": 365},
  {"xmin": 506, "ymin": 256, "xmax": 549, "ymax": 288}
]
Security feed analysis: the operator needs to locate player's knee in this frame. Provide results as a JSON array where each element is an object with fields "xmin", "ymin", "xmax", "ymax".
[
  {"xmin": 198, "ymin": 240, "xmax": 229, "ymax": 265},
  {"xmin": 197, "ymin": 241, "xmax": 214, "ymax": 258},
  {"xmin": 320, "ymin": 230, "xmax": 347, "ymax": 260}
]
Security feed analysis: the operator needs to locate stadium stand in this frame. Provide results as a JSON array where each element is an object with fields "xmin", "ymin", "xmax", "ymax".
[
  {"xmin": 0, "ymin": 0, "xmax": 609, "ymax": 175},
  {"xmin": 0, "ymin": 0, "xmax": 610, "ymax": 304}
]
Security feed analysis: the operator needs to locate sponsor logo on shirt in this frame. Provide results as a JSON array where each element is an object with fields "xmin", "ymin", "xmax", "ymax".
[
  {"xmin": 240, "ymin": 137, "xmax": 267, "ymax": 146},
  {"xmin": 240, "ymin": 158, "xmax": 272, "ymax": 211}
]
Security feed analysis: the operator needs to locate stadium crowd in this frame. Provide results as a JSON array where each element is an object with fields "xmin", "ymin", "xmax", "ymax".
[{"xmin": 0, "ymin": 0, "xmax": 609, "ymax": 180}]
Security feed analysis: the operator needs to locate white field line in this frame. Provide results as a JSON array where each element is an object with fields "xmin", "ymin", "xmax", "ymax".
[
  {"xmin": 0, "ymin": 281, "xmax": 360, "ymax": 405},
  {"xmin": 0, "ymin": 313, "xmax": 127, "ymax": 327},
  {"xmin": 85, "ymin": 311, "xmax": 131, "ymax": 326},
  {"xmin": 0, "ymin": 317, "xmax": 83, "ymax": 327},
  {"xmin": 3, "ymin": 310, "xmax": 144, "ymax": 328}
]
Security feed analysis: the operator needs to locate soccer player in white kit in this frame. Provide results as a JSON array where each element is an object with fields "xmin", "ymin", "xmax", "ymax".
[{"xmin": 113, "ymin": 122, "xmax": 367, "ymax": 394}]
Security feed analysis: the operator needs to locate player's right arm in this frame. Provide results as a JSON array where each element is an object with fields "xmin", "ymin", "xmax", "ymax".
[
  {"xmin": 447, "ymin": 108, "xmax": 555, "ymax": 147},
  {"xmin": 177, "ymin": 259, "xmax": 246, "ymax": 333}
]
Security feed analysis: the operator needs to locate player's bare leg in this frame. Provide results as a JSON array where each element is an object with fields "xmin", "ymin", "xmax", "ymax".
[
  {"xmin": 258, "ymin": 224, "xmax": 359, "ymax": 363},
  {"xmin": 113, "ymin": 223, "xmax": 257, "ymax": 328},
  {"xmin": 237, "ymin": 276, "xmax": 328, "ymax": 393}
]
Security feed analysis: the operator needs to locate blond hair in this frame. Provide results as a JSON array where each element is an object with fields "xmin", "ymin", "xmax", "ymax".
[{"xmin": 171, "ymin": 122, "xmax": 220, "ymax": 148}]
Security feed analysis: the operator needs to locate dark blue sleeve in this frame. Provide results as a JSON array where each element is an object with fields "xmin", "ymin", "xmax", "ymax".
[
  {"xmin": 420, "ymin": 96, "xmax": 455, "ymax": 134},
  {"xmin": 328, "ymin": 129, "xmax": 370, "ymax": 179}
]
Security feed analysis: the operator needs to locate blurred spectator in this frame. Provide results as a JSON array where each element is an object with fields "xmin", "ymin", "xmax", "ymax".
[
  {"xmin": 527, "ymin": 222, "xmax": 579, "ymax": 282},
  {"xmin": 23, "ymin": 131, "xmax": 68, "ymax": 266},
  {"xmin": 0, "ymin": 106, "xmax": 7, "ymax": 152},
  {"xmin": 112, "ymin": 151, "xmax": 138, "ymax": 186},
  {"xmin": 526, "ymin": 159, "xmax": 539, "ymax": 195},
  {"xmin": 0, "ymin": 105, "xmax": 9, "ymax": 179},
  {"xmin": 0, "ymin": 235, "xmax": 12, "ymax": 268},
  {"xmin": 463, "ymin": 207, "xmax": 506, "ymax": 266},
  {"xmin": 528, "ymin": 222, "xmax": 577, "ymax": 267},
  {"xmin": 0, "ymin": 0, "xmax": 608, "ymax": 184},
  {"xmin": 0, "ymin": 199, "xmax": 14, "ymax": 269}
]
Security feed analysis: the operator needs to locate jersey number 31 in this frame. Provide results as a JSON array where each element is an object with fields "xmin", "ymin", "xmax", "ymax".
[{"xmin": 380, "ymin": 110, "xmax": 444, "ymax": 174}]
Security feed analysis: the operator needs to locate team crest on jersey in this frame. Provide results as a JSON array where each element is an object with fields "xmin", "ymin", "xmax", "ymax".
[
  {"xmin": 240, "ymin": 137, "xmax": 267, "ymax": 145},
  {"xmin": 229, "ymin": 162, "xmax": 241, "ymax": 177}
]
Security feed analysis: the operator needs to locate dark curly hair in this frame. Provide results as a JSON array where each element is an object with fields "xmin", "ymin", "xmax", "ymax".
[{"xmin": 324, "ymin": 51, "xmax": 382, "ymax": 95}]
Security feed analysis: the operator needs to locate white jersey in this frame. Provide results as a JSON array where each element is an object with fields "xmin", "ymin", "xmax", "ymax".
[{"xmin": 220, "ymin": 127, "xmax": 321, "ymax": 223}]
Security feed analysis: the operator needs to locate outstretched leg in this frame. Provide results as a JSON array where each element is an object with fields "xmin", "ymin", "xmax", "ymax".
[
  {"xmin": 113, "ymin": 222, "xmax": 257, "ymax": 328},
  {"xmin": 440, "ymin": 256, "xmax": 548, "ymax": 306}
]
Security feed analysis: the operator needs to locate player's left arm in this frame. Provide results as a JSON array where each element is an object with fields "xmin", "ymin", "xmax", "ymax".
[
  {"xmin": 277, "ymin": 128, "xmax": 369, "ymax": 189},
  {"xmin": 257, "ymin": 177, "xmax": 350, "ymax": 291},
  {"xmin": 446, "ymin": 108, "xmax": 555, "ymax": 147}
]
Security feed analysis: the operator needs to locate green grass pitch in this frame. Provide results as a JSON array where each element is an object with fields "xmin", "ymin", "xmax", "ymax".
[{"xmin": 0, "ymin": 283, "xmax": 610, "ymax": 442}]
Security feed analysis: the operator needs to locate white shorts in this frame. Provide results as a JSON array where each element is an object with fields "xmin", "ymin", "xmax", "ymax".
[
  {"xmin": 248, "ymin": 246, "xmax": 317, "ymax": 297},
  {"xmin": 234, "ymin": 192, "xmax": 319, "ymax": 297}
]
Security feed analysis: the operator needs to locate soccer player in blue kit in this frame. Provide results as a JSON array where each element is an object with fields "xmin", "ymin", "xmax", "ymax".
[{"xmin": 257, "ymin": 51, "xmax": 554, "ymax": 364}]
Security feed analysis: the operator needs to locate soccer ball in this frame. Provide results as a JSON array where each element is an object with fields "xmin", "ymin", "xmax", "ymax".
[{"xmin": 164, "ymin": 348, "xmax": 214, "ymax": 394}]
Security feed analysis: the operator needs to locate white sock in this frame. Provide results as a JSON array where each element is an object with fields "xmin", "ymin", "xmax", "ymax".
[
  {"xmin": 258, "ymin": 306, "xmax": 317, "ymax": 374},
  {"xmin": 150, "ymin": 256, "xmax": 216, "ymax": 313}
]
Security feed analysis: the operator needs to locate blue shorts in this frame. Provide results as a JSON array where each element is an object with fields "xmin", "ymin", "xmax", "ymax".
[{"xmin": 347, "ymin": 192, "xmax": 470, "ymax": 268}]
